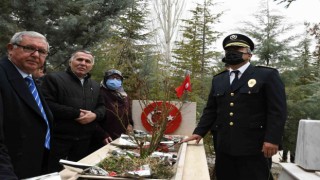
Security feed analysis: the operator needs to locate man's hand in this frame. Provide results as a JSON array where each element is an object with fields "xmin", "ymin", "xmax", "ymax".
[
  {"xmin": 262, "ymin": 142, "xmax": 279, "ymax": 158},
  {"xmin": 103, "ymin": 137, "xmax": 113, "ymax": 144},
  {"xmin": 127, "ymin": 124, "xmax": 133, "ymax": 133},
  {"xmin": 79, "ymin": 111, "xmax": 85, "ymax": 118},
  {"xmin": 180, "ymin": 134, "xmax": 202, "ymax": 144},
  {"xmin": 75, "ymin": 109, "xmax": 97, "ymax": 124}
]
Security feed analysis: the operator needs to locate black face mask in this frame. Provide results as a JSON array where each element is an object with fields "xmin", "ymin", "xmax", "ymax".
[{"xmin": 223, "ymin": 51, "xmax": 245, "ymax": 65}]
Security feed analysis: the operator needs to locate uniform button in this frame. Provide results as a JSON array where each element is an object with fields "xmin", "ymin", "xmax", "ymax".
[
  {"xmin": 230, "ymin": 112, "xmax": 234, "ymax": 116},
  {"xmin": 230, "ymin": 122, "xmax": 234, "ymax": 126},
  {"xmin": 230, "ymin": 102, "xmax": 234, "ymax": 107},
  {"xmin": 230, "ymin": 93, "xmax": 234, "ymax": 96}
]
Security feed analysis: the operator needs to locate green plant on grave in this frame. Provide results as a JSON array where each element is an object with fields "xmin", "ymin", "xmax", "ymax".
[
  {"xmin": 98, "ymin": 155, "xmax": 174, "ymax": 179},
  {"xmin": 106, "ymin": 74, "xmax": 188, "ymax": 159},
  {"xmin": 131, "ymin": 76, "xmax": 185, "ymax": 159}
]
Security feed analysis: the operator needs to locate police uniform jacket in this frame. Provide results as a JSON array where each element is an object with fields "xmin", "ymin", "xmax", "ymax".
[{"xmin": 194, "ymin": 64, "xmax": 287, "ymax": 156}]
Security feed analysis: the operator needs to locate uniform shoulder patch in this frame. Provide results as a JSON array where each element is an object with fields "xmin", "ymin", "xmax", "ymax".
[
  {"xmin": 256, "ymin": 65, "xmax": 276, "ymax": 70},
  {"xmin": 214, "ymin": 69, "xmax": 228, "ymax": 77}
]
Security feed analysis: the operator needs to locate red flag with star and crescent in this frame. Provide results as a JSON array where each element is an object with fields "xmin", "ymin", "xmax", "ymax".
[{"xmin": 175, "ymin": 74, "xmax": 192, "ymax": 98}]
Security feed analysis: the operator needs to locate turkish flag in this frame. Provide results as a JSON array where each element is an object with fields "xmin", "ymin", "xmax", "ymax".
[{"xmin": 175, "ymin": 74, "xmax": 192, "ymax": 98}]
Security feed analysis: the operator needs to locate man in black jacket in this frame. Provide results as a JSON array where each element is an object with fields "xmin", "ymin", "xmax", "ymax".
[
  {"xmin": 0, "ymin": 31, "xmax": 53, "ymax": 179},
  {"xmin": 182, "ymin": 34, "xmax": 287, "ymax": 180},
  {"xmin": 41, "ymin": 50, "xmax": 105, "ymax": 172}
]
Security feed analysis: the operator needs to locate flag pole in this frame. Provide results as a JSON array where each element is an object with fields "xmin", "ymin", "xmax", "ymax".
[{"xmin": 183, "ymin": 70, "xmax": 190, "ymax": 102}]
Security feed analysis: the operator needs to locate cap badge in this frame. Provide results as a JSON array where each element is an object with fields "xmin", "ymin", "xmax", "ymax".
[
  {"xmin": 230, "ymin": 35, "xmax": 238, "ymax": 40},
  {"xmin": 248, "ymin": 79, "xmax": 256, "ymax": 88}
]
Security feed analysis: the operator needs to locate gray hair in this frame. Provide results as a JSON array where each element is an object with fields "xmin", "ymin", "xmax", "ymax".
[
  {"xmin": 247, "ymin": 47, "xmax": 252, "ymax": 54},
  {"xmin": 69, "ymin": 50, "xmax": 95, "ymax": 64},
  {"xmin": 10, "ymin": 31, "xmax": 49, "ymax": 52}
]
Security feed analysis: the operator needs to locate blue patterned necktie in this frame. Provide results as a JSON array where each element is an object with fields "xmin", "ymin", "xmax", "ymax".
[
  {"xmin": 231, "ymin": 70, "xmax": 240, "ymax": 91},
  {"xmin": 25, "ymin": 76, "xmax": 50, "ymax": 149}
]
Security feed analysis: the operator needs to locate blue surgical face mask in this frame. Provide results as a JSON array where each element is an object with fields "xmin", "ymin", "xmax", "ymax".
[{"xmin": 106, "ymin": 79, "xmax": 122, "ymax": 90}]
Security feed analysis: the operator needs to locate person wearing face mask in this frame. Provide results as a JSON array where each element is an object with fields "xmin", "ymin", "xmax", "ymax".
[
  {"xmin": 89, "ymin": 69, "xmax": 134, "ymax": 152},
  {"xmin": 182, "ymin": 33, "xmax": 287, "ymax": 180}
]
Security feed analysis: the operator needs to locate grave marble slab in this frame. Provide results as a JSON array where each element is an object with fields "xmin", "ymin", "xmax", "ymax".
[
  {"xmin": 278, "ymin": 163, "xmax": 320, "ymax": 180},
  {"xmin": 295, "ymin": 119, "xmax": 320, "ymax": 171},
  {"xmin": 132, "ymin": 100, "xmax": 197, "ymax": 135}
]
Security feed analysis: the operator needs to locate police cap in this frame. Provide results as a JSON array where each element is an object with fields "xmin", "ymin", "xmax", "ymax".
[{"xmin": 222, "ymin": 33, "xmax": 254, "ymax": 51}]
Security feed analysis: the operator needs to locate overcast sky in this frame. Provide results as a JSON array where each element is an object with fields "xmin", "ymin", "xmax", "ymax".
[{"xmin": 183, "ymin": 0, "xmax": 320, "ymax": 51}]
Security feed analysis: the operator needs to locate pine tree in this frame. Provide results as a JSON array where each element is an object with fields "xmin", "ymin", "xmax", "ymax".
[
  {"xmin": 295, "ymin": 28, "xmax": 317, "ymax": 85},
  {"xmin": 308, "ymin": 22, "xmax": 320, "ymax": 77},
  {"xmin": 269, "ymin": 0, "xmax": 320, "ymax": 161},
  {"xmin": 172, "ymin": 0, "xmax": 222, "ymax": 99},
  {"xmin": 239, "ymin": 0, "xmax": 296, "ymax": 68},
  {"xmin": 274, "ymin": 0, "xmax": 296, "ymax": 7},
  {"xmin": 0, "ymin": 0, "xmax": 130, "ymax": 69},
  {"xmin": 281, "ymin": 27, "xmax": 317, "ymax": 157},
  {"xmin": 90, "ymin": 0, "xmax": 157, "ymax": 99}
]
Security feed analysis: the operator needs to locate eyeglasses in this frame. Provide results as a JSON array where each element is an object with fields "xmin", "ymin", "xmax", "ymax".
[{"xmin": 14, "ymin": 44, "xmax": 49, "ymax": 57}]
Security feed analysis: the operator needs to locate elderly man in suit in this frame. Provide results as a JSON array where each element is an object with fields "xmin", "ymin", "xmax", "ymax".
[
  {"xmin": 0, "ymin": 31, "xmax": 53, "ymax": 179},
  {"xmin": 182, "ymin": 33, "xmax": 287, "ymax": 180}
]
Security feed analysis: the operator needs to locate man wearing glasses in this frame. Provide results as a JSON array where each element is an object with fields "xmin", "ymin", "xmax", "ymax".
[
  {"xmin": 0, "ymin": 31, "xmax": 53, "ymax": 179},
  {"xmin": 41, "ymin": 50, "xmax": 105, "ymax": 172}
]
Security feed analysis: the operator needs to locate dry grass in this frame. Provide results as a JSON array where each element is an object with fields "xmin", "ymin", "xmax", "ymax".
[{"xmin": 98, "ymin": 155, "xmax": 174, "ymax": 179}]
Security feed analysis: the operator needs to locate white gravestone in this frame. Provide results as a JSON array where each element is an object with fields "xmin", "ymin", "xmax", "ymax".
[
  {"xmin": 295, "ymin": 119, "xmax": 320, "ymax": 171},
  {"xmin": 278, "ymin": 163, "xmax": 320, "ymax": 180},
  {"xmin": 132, "ymin": 100, "xmax": 197, "ymax": 135}
]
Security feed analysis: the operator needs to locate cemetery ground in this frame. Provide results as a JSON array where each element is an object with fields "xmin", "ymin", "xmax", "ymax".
[{"xmin": 207, "ymin": 151, "xmax": 288, "ymax": 180}]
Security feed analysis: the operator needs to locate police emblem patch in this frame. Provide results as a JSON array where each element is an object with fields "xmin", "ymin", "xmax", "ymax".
[
  {"xmin": 230, "ymin": 34, "xmax": 237, "ymax": 40},
  {"xmin": 248, "ymin": 79, "xmax": 256, "ymax": 88}
]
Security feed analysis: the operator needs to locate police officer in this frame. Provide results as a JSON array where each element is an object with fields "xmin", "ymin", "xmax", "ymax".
[{"xmin": 182, "ymin": 33, "xmax": 287, "ymax": 180}]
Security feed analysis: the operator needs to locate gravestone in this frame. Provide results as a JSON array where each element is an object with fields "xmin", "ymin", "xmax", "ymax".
[
  {"xmin": 278, "ymin": 119, "xmax": 320, "ymax": 180},
  {"xmin": 295, "ymin": 119, "xmax": 320, "ymax": 170},
  {"xmin": 132, "ymin": 100, "xmax": 197, "ymax": 135}
]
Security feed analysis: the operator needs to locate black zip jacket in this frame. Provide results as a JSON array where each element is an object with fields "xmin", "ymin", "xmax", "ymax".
[{"xmin": 41, "ymin": 67, "xmax": 105, "ymax": 140}]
